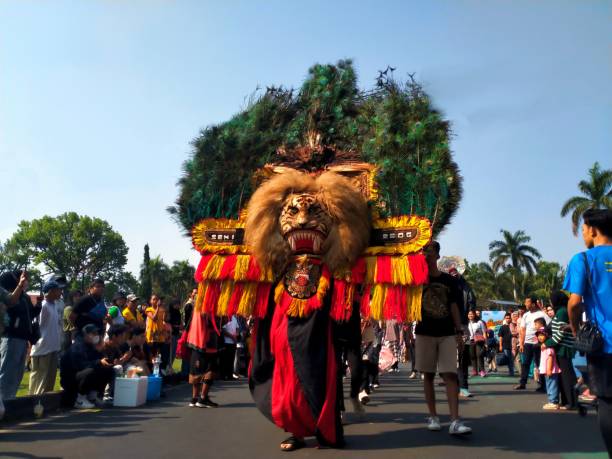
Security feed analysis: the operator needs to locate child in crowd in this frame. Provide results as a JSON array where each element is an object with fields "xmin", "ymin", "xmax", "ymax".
[
  {"xmin": 537, "ymin": 327, "xmax": 561, "ymax": 410},
  {"xmin": 126, "ymin": 327, "xmax": 151, "ymax": 375}
]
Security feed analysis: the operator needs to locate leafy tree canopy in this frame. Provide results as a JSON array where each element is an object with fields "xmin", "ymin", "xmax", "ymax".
[
  {"xmin": 561, "ymin": 161, "xmax": 612, "ymax": 235},
  {"xmin": 1, "ymin": 212, "xmax": 128, "ymax": 289}
]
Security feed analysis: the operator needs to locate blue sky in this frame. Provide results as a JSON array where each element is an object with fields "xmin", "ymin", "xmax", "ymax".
[{"xmin": 1, "ymin": 0, "xmax": 610, "ymax": 277}]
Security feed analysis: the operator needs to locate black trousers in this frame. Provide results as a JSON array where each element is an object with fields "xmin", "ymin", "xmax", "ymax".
[
  {"xmin": 75, "ymin": 366, "xmax": 114, "ymax": 395},
  {"xmin": 342, "ymin": 345, "xmax": 363, "ymax": 399},
  {"xmin": 457, "ymin": 343, "xmax": 471, "ymax": 390},
  {"xmin": 220, "ymin": 343, "xmax": 237, "ymax": 379},
  {"xmin": 407, "ymin": 342, "xmax": 416, "ymax": 372},
  {"xmin": 470, "ymin": 341, "xmax": 485, "ymax": 373},
  {"xmin": 557, "ymin": 355, "xmax": 577, "ymax": 408},
  {"xmin": 520, "ymin": 343, "xmax": 544, "ymax": 387},
  {"xmin": 598, "ymin": 397, "xmax": 612, "ymax": 458}
]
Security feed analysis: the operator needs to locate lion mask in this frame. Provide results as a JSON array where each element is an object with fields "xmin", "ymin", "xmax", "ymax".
[{"xmin": 245, "ymin": 170, "xmax": 371, "ymax": 275}]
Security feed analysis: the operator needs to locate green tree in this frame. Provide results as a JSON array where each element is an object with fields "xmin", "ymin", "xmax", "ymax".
[
  {"xmin": 149, "ymin": 255, "xmax": 170, "ymax": 297},
  {"xmin": 139, "ymin": 244, "xmax": 153, "ymax": 302},
  {"xmin": 105, "ymin": 271, "xmax": 140, "ymax": 303},
  {"xmin": 464, "ymin": 261, "xmax": 515, "ymax": 307},
  {"xmin": 4, "ymin": 212, "xmax": 128, "ymax": 289},
  {"xmin": 168, "ymin": 260, "xmax": 196, "ymax": 302},
  {"xmin": 561, "ymin": 162, "xmax": 612, "ymax": 235},
  {"xmin": 489, "ymin": 230, "xmax": 542, "ymax": 302},
  {"xmin": 530, "ymin": 261, "xmax": 565, "ymax": 301}
]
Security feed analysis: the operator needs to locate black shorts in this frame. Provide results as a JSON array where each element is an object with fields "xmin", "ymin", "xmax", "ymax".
[
  {"xmin": 189, "ymin": 349, "xmax": 218, "ymax": 383},
  {"xmin": 587, "ymin": 353, "xmax": 612, "ymax": 398}
]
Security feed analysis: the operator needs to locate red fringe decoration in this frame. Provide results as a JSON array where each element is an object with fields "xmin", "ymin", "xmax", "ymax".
[
  {"xmin": 330, "ymin": 280, "xmax": 348, "ymax": 322},
  {"xmin": 202, "ymin": 282, "xmax": 221, "ymax": 314},
  {"xmin": 408, "ymin": 254, "xmax": 429, "ymax": 285},
  {"xmin": 219, "ymin": 255, "xmax": 237, "ymax": 280},
  {"xmin": 246, "ymin": 256, "xmax": 262, "ymax": 280},
  {"xmin": 194, "ymin": 254, "xmax": 213, "ymax": 283},
  {"xmin": 400, "ymin": 287, "xmax": 408, "ymax": 322},
  {"xmin": 254, "ymin": 284, "xmax": 271, "ymax": 318},
  {"xmin": 376, "ymin": 256, "xmax": 393, "ymax": 284},
  {"xmin": 351, "ymin": 257, "xmax": 366, "ymax": 283},
  {"xmin": 227, "ymin": 283, "xmax": 244, "ymax": 317},
  {"xmin": 360, "ymin": 285, "xmax": 371, "ymax": 318},
  {"xmin": 384, "ymin": 286, "xmax": 402, "ymax": 321}
]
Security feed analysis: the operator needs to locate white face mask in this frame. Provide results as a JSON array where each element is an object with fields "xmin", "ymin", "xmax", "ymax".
[{"xmin": 91, "ymin": 335, "xmax": 100, "ymax": 345}]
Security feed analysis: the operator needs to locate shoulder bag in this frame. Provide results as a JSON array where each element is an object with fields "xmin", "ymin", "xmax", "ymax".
[{"xmin": 574, "ymin": 253, "xmax": 604, "ymax": 355}]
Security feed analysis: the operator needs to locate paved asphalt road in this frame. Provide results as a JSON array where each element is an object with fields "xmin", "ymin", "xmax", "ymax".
[{"xmin": 0, "ymin": 367, "xmax": 606, "ymax": 459}]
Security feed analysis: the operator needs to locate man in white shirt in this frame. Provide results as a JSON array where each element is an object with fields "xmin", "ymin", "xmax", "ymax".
[
  {"xmin": 29, "ymin": 279, "xmax": 63, "ymax": 395},
  {"xmin": 515, "ymin": 296, "xmax": 551, "ymax": 391},
  {"xmin": 221, "ymin": 316, "xmax": 239, "ymax": 380}
]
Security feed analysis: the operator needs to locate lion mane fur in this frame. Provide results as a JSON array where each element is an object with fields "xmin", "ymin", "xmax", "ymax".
[{"xmin": 245, "ymin": 170, "xmax": 371, "ymax": 275}]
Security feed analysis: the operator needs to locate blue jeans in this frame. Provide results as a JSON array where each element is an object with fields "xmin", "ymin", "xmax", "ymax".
[
  {"xmin": 0, "ymin": 337, "xmax": 28, "ymax": 399},
  {"xmin": 503, "ymin": 349, "xmax": 515, "ymax": 376},
  {"xmin": 545, "ymin": 374, "xmax": 560, "ymax": 404}
]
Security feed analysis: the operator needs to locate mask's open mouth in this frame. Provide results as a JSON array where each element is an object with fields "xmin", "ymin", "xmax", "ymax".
[{"xmin": 285, "ymin": 230, "xmax": 326, "ymax": 254}]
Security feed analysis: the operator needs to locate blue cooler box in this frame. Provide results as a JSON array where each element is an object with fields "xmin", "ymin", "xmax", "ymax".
[{"xmin": 147, "ymin": 375, "xmax": 162, "ymax": 401}]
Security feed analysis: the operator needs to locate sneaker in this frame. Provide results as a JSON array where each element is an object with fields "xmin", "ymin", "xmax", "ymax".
[
  {"xmin": 350, "ymin": 397, "xmax": 365, "ymax": 413},
  {"xmin": 408, "ymin": 371, "xmax": 417, "ymax": 379},
  {"xmin": 479, "ymin": 370, "xmax": 486, "ymax": 377},
  {"xmin": 513, "ymin": 384, "xmax": 526, "ymax": 390},
  {"xmin": 201, "ymin": 397, "xmax": 218, "ymax": 408},
  {"xmin": 449, "ymin": 419, "xmax": 472, "ymax": 435},
  {"xmin": 542, "ymin": 403, "xmax": 559, "ymax": 410},
  {"xmin": 459, "ymin": 388, "xmax": 473, "ymax": 398},
  {"xmin": 232, "ymin": 373, "xmax": 241, "ymax": 380},
  {"xmin": 189, "ymin": 398, "xmax": 198, "ymax": 407},
  {"xmin": 74, "ymin": 394, "xmax": 95, "ymax": 409},
  {"xmin": 372, "ymin": 382, "xmax": 380, "ymax": 389},
  {"xmin": 358, "ymin": 390, "xmax": 370, "ymax": 405},
  {"xmin": 426, "ymin": 416, "xmax": 441, "ymax": 431}
]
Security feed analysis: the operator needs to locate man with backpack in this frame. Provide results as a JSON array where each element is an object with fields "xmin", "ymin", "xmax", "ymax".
[{"xmin": 566, "ymin": 209, "xmax": 612, "ymax": 455}]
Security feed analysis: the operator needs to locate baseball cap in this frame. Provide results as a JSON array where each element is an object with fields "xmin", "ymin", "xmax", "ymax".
[
  {"xmin": 126, "ymin": 294, "xmax": 140, "ymax": 302},
  {"xmin": 535, "ymin": 327, "xmax": 548, "ymax": 337},
  {"xmin": 47, "ymin": 274, "xmax": 67, "ymax": 289},
  {"xmin": 42, "ymin": 279, "xmax": 62, "ymax": 293},
  {"xmin": 82, "ymin": 324, "xmax": 100, "ymax": 335},
  {"xmin": 108, "ymin": 306, "xmax": 121, "ymax": 318},
  {"xmin": 112, "ymin": 291, "xmax": 127, "ymax": 301}
]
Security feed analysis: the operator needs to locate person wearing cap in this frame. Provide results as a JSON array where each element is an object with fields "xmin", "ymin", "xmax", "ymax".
[
  {"xmin": 28, "ymin": 279, "xmax": 64, "ymax": 395},
  {"xmin": 122, "ymin": 294, "xmax": 144, "ymax": 328},
  {"xmin": 59, "ymin": 323, "xmax": 115, "ymax": 409},
  {"xmin": 0, "ymin": 270, "xmax": 38, "ymax": 399}
]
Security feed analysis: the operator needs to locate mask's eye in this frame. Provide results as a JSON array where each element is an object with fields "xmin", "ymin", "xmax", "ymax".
[
  {"xmin": 308, "ymin": 205, "xmax": 320, "ymax": 214},
  {"xmin": 287, "ymin": 206, "xmax": 298, "ymax": 215}
]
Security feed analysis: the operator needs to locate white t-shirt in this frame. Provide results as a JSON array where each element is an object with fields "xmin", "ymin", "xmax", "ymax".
[
  {"xmin": 31, "ymin": 299, "xmax": 62, "ymax": 357},
  {"xmin": 468, "ymin": 320, "xmax": 487, "ymax": 341},
  {"xmin": 223, "ymin": 316, "xmax": 239, "ymax": 344},
  {"xmin": 520, "ymin": 310, "xmax": 551, "ymax": 344}
]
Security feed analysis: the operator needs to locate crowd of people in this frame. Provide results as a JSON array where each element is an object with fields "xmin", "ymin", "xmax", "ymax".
[
  {"xmin": 0, "ymin": 209, "xmax": 610, "ymax": 455},
  {"xmin": 0, "ymin": 276, "xmax": 250, "ymax": 411}
]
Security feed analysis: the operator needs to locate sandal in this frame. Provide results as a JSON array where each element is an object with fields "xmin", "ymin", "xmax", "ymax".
[{"xmin": 280, "ymin": 436, "xmax": 306, "ymax": 452}]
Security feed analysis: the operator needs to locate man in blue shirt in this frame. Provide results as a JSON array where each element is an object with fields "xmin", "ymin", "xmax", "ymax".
[{"xmin": 565, "ymin": 209, "xmax": 612, "ymax": 455}]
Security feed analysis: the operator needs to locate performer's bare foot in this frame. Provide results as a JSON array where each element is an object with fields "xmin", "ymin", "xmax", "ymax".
[{"xmin": 280, "ymin": 436, "xmax": 305, "ymax": 452}]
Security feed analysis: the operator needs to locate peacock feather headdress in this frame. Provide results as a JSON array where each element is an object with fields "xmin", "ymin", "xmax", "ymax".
[{"xmin": 170, "ymin": 60, "xmax": 463, "ymax": 323}]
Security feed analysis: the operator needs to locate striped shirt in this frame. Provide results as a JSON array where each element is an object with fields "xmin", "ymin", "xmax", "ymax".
[{"xmin": 549, "ymin": 307, "xmax": 575, "ymax": 359}]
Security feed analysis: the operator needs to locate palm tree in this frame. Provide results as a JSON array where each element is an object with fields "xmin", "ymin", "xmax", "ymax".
[
  {"xmin": 561, "ymin": 162, "xmax": 612, "ymax": 235},
  {"xmin": 489, "ymin": 230, "xmax": 542, "ymax": 302}
]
